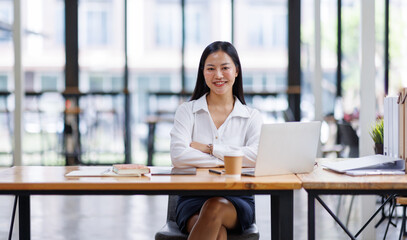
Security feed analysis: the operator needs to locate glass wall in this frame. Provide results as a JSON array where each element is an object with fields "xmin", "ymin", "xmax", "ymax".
[
  {"xmin": 301, "ymin": 0, "xmax": 338, "ymax": 121},
  {"xmin": 340, "ymin": 0, "xmax": 385, "ymax": 120},
  {"xmin": 235, "ymin": 0, "xmax": 288, "ymax": 123},
  {"xmin": 127, "ymin": 0, "xmax": 182, "ymax": 165},
  {"xmin": 0, "ymin": 0, "xmax": 13, "ymax": 165},
  {"xmin": 2, "ymin": 0, "xmax": 392, "ymax": 166},
  {"xmin": 24, "ymin": 0, "xmax": 65, "ymax": 165},
  {"xmin": 77, "ymin": 0, "xmax": 125, "ymax": 164},
  {"xmin": 340, "ymin": 0, "xmax": 361, "ymax": 120},
  {"xmin": 0, "ymin": 0, "xmax": 65, "ymax": 165},
  {"xmin": 388, "ymin": 0, "xmax": 407, "ymax": 97}
]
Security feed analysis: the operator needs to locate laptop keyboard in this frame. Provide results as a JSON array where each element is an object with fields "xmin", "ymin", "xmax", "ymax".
[{"xmin": 241, "ymin": 168, "xmax": 255, "ymax": 175}]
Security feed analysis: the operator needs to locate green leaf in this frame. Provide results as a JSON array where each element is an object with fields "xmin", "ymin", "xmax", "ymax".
[{"xmin": 369, "ymin": 119, "xmax": 384, "ymax": 144}]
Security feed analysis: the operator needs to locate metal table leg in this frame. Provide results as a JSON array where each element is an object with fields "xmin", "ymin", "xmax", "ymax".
[
  {"xmin": 18, "ymin": 195, "xmax": 30, "ymax": 240},
  {"xmin": 271, "ymin": 191, "xmax": 293, "ymax": 240},
  {"xmin": 8, "ymin": 196, "xmax": 18, "ymax": 240},
  {"xmin": 308, "ymin": 192, "xmax": 315, "ymax": 240}
]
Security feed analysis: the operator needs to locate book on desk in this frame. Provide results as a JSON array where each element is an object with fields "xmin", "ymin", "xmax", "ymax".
[
  {"xmin": 112, "ymin": 164, "xmax": 150, "ymax": 175},
  {"xmin": 65, "ymin": 166, "xmax": 196, "ymax": 177},
  {"xmin": 321, "ymin": 155, "xmax": 405, "ymax": 176}
]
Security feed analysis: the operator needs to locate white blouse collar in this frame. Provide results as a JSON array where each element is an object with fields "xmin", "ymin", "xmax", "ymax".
[{"xmin": 192, "ymin": 93, "xmax": 250, "ymax": 118}]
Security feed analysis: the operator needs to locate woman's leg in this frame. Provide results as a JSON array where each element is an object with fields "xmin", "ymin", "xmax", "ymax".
[{"xmin": 186, "ymin": 197, "xmax": 238, "ymax": 240}]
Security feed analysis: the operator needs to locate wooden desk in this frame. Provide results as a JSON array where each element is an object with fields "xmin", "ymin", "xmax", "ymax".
[
  {"xmin": 298, "ymin": 158, "xmax": 407, "ymax": 240},
  {"xmin": 0, "ymin": 166, "xmax": 301, "ymax": 240}
]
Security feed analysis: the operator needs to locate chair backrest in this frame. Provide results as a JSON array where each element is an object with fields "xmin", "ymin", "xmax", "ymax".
[
  {"xmin": 337, "ymin": 121, "xmax": 359, "ymax": 157},
  {"xmin": 167, "ymin": 195, "xmax": 179, "ymax": 222}
]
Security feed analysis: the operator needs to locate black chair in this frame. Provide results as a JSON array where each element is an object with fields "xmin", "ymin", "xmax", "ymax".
[
  {"xmin": 337, "ymin": 121, "xmax": 359, "ymax": 158},
  {"xmin": 336, "ymin": 121, "xmax": 359, "ymax": 227},
  {"xmin": 155, "ymin": 195, "xmax": 260, "ymax": 240}
]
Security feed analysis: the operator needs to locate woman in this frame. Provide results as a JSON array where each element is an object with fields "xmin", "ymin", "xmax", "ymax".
[{"xmin": 170, "ymin": 41, "xmax": 263, "ymax": 240}]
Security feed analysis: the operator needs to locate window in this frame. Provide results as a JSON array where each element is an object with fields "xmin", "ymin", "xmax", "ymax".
[
  {"xmin": 111, "ymin": 76, "xmax": 124, "ymax": 92},
  {"xmin": 341, "ymin": 0, "xmax": 361, "ymax": 116},
  {"xmin": 55, "ymin": 0, "xmax": 65, "ymax": 45},
  {"xmin": 185, "ymin": 0, "xmax": 209, "ymax": 46},
  {"xmin": 236, "ymin": 0, "xmax": 287, "ymax": 50},
  {"xmin": 301, "ymin": 0, "xmax": 338, "ymax": 119},
  {"xmin": 235, "ymin": 0, "xmax": 288, "ymax": 121},
  {"xmin": 155, "ymin": 0, "xmax": 181, "ymax": 48},
  {"xmin": 388, "ymin": 0, "xmax": 407, "ymax": 96},
  {"xmin": 0, "ymin": 75, "xmax": 7, "ymax": 90},
  {"xmin": 41, "ymin": 74, "xmax": 59, "ymax": 91},
  {"xmin": 86, "ymin": 10, "xmax": 108, "ymax": 45},
  {"xmin": 0, "ymin": 1, "xmax": 12, "ymax": 43},
  {"xmin": 89, "ymin": 75, "xmax": 104, "ymax": 91},
  {"xmin": 79, "ymin": 0, "xmax": 112, "ymax": 47}
]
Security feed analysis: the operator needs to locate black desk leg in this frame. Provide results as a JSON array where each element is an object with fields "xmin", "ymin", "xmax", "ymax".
[
  {"xmin": 308, "ymin": 192, "xmax": 315, "ymax": 240},
  {"xmin": 280, "ymin": 191, "xmax": 294, "ymax": 240},
  {"xmin": 271, "ymin": 194, "xmax": 280, "ymax": 239},
  {"xmin": 271, "ymin": 191, "xmax": 294, "ymax": 240},
  {"xmin": 18, "ymin": 195, "xmax": 30, "ymax": 240}
]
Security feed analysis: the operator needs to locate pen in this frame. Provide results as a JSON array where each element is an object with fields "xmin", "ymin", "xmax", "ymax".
[{"xmin": 209, "ymin": 169, "xmax": 223, "ymax": 175}]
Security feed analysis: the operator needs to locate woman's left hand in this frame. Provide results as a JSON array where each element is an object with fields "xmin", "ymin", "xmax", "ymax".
[{"xmin": 190, "ymin": 141, "xmax": 210, "ymax": 154}]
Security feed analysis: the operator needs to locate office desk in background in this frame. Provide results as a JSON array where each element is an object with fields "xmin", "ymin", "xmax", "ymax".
[
  {"xmin": 0, "ymin": 166, "xmax": 301, "ymax": 240},
  {"xmin": 298, "ymin": 158, "xmax": 407, "ymax": 240}
]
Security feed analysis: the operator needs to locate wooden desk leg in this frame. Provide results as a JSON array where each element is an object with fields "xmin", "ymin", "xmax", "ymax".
[
  {"xmin": 18, "ymin": 195, "xmax": 30, "ymax": 240},
  {"xmin": 308, "ymin": 192, "xmax": 315, "ymax": 240},
  {"xmin": 271, "ymin": 191, "xmax": 293, "ymax": 240}
]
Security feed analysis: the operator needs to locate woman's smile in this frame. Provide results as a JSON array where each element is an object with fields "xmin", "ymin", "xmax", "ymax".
[{"xmin": 213, "ymin": 81, "xmax": 227, "ymax": 87}]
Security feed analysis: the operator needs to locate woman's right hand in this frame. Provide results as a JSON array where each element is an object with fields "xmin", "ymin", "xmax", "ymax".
[{"xmin": 190, "ymin": 141, "xmax": 211, "ymax": 154}]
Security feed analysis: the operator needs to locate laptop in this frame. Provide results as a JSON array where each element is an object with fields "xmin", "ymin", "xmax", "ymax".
[{"xmin": 242, "ymin": 121, "xmax": 321, "ymax": 176}]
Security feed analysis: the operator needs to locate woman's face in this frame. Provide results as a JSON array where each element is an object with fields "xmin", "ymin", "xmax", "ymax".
[{"xmin": 203, "ymin": 50, "xmax": 238, "ymax": 97}]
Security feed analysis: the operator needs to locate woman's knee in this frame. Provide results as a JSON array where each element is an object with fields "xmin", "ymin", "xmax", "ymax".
[
  {"xmin": 197, "ymin": 197, "xmax": 238, "ymax": 230},
  {"xmin": 203, "ymin": 197, "xmax": 227, "ymax": 211},
  {"xmin": 200, "ymin": 197, "xmax": 233, "ymax": 220}
]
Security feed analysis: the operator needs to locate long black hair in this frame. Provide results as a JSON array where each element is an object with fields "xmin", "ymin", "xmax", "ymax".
[{"xmin": 190, "ymin": 41, "xmax": 246, "ymax": 104}]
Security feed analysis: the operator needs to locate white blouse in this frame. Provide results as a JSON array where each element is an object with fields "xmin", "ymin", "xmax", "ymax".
[{"xmin": 170, "ymin": 94, "xmax": 263, "ymax": 168}]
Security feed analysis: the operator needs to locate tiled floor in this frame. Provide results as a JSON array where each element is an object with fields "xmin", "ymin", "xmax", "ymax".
[{"xmin": 0, "ymin": 190, "xmax": 405, "ymax": 239}]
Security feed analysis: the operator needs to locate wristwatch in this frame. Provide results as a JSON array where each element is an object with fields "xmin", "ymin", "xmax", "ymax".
[{"xmin": 207, "ymin": 144, "xmax": 213, "ymax": 155}]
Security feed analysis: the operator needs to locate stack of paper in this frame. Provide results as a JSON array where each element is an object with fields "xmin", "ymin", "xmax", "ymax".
[{"xmin": 322, "ymin": 155, "xmax": 404, "ymax": 176}]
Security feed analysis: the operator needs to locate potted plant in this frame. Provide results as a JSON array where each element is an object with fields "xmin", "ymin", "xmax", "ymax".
[{"xmin": 369, "ymin": 118, "xmax": 384, "ymax": 154}]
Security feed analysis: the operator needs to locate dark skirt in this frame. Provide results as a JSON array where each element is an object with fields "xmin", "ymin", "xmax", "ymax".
[{"xmin": 175, "ymin": 195, "xmax": 255, "ymax": 234}]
